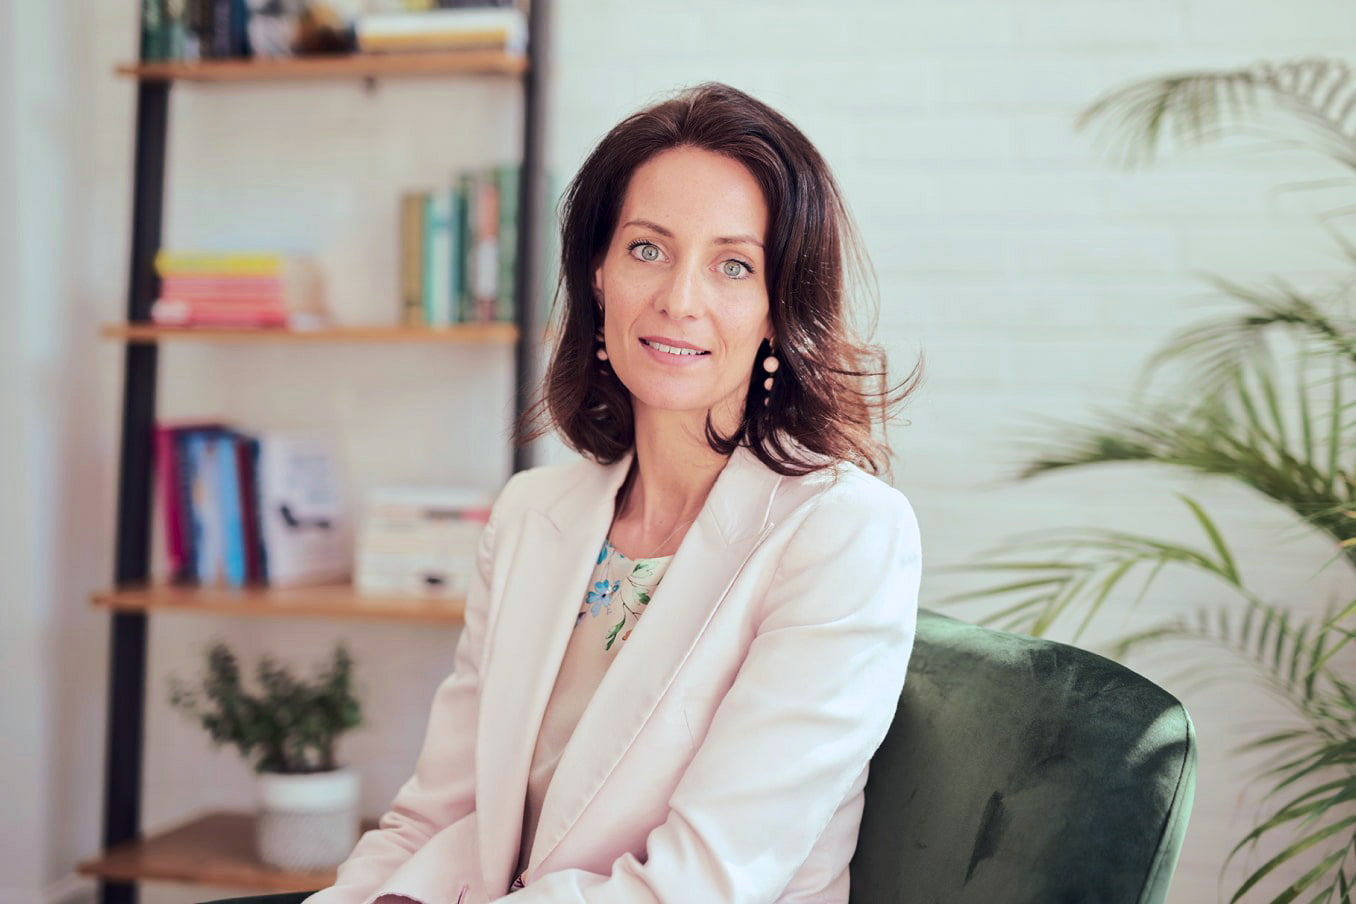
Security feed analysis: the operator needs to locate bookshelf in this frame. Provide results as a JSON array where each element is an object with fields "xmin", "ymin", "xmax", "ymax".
[
  {"xmin": 91, "ymin": 4, "xmax": 550, "ymax": 901},
  {"xmin": 115, "ymin": 49, "xmax": 528, "ymax": 82},
  {"xmin": 100, "ymin": 321, "xmax": 519, "ymax": 345},
  {"xmin": 92, "ymin": 583, "xmax": 467, "ymax": 625}
]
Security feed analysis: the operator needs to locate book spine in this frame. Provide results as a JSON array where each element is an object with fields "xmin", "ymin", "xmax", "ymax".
[
  {"xmin": 472, "ymin": 169, "xmax": 499, "ymax": 323},
  {"xmin": 421, "ymin": 192, "xmax": 436, "ymax": 327},
  {"xmin": 155, "ymin": 250, "xmax": 287, "ymax": 276},
  {"xmin": 154, "ymin": 425, "xmax": 185, "ymax": 579},
  {"xmin": 495, "ymin": 163, "xmax": 518, "ymax": 324},
  {"xmin": 448, "ymin": 180, "xmax": 463, "ymax": 326},
  {"xmin": 216, "ymin": 433, "xmax": 247, "ymax": 588},
  {"xmin": 425, "ymin": 190, "xmax": 453, "ymax": 327},
  {"xmin": 236, "ymin": 434, "xmax": 261, "ymax": 582},
  {"xmin": 249, "ymin": 435, "xmax": 269, "ymax": 581},
  {"xmin": 181, "ymin": 431, "xmax": 205, "ymax": 581},
  {"xmin": 455, "ymin": 173, "xmax": 474, "ymax": 324},
  {"xmin": 399, "ymin": 192, "xmax": 426, "ymax": 327},
  {"xmin": 140, "ymin": 0, "xmax": 165, "ymax": 62},
  {"xmin": 230, "ymin": 0, "xmax": 251, "ymax": 57},
  {"xmin": 211, "ymin": 0, "xmax": 232, "ymax": 58}
]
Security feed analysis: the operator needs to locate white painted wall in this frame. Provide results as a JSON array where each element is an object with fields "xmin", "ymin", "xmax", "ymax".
[{"xmin": 2, "ymin": 1, "xmax": 1352, "ymax": 902}]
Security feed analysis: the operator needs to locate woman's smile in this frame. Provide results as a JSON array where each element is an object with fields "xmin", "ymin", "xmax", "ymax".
[{"xmin": 639, "ymin": 336, "xmax": 712, "ymax": 367}]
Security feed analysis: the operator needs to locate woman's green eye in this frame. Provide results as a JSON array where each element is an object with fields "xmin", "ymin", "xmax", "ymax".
[
  {"xmin": 723, "ymin": 260, "xmax": 747, "ymax": 278},
  {"xmin": 637, "ymin": 244, "xmax": 659, "ymax": 261}
]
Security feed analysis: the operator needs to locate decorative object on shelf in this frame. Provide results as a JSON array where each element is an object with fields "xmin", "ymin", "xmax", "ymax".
[
  {"xmin": 293, "ymin": 1, "xmax": 356, "ymax": 55},
  {"xmin": 167, "ymin": 640, "xmax": 364, "ymax": 870},
  {"xmin": 941, "ymin": 56, "xmax": 1356, "ymax": 903},
  {"xmin": 355, "ymin": 485, "xmax": 493, "ymax": 598},
  {"xmin": 245, "ymin": 0, "xmax": 302, "ymax": 58}
]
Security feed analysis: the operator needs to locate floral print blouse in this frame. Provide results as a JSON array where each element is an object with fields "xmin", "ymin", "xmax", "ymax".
[
  {"xmin": 514, "ymin": 536, "xmax": 675, "ymax": 884},
  {"xmin": 577, "ymin": 536, "xmax": 674, "ymax": 650}
]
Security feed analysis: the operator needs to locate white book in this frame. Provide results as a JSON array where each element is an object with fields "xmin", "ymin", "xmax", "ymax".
[
  {"xmin": 356, "ymin": 7, "xmax": 527, "ymax": 52},
  {"xmin": 256, "ymin": 430, "xmax": 351, "ymax": 587}
]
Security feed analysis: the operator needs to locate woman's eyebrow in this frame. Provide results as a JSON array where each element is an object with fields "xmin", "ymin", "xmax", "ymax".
[{"xmin": 622, "ymin": 219, "xmax": 763, "ymax": 249}]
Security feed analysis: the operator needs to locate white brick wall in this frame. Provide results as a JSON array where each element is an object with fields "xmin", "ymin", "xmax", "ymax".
[{"xmin": 11, "ymin": 2, "xmax": 1347, "ymax": 902}]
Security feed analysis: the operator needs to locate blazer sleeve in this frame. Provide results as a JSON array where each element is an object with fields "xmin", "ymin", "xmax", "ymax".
[
  {"xmin": 487, "ymin": 482, "xmax": 923, "ymax": 904},
  {"xmin": 302, "ymin": 475, "xmax": 515, "ymax": 904}
]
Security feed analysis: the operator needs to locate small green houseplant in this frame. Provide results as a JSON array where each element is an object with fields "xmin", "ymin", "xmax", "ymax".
[
  {"xmin": 169, "ymin": 640, "xmax": 364, "ymax": 869},
  {"xmin": 940, "ymin": 57, "xmax": 1356, "ymax": 903}
]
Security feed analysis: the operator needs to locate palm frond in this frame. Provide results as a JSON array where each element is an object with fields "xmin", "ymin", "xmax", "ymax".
[{"xmin": 1075, "ymin": 57, "xmax": 1356, "ymax": 174}]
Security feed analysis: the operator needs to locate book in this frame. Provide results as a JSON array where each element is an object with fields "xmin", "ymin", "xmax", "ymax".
[
  {"xmin": 423, "ymin": 189, "xmax": 454, "ymax": 327},
  {"xmin": 184, "ymin": 430, "xmax": 225, "ymax": 583},
  {"xmin": 354, "ymin": 6, "xmax": 527, "ymax": 54},
  {"xmin": 470, "ymin": 169, "xmax": 499, "ymax": 322},
  {"xmin": 152, "ymin": 252, "xmax": 328, "ymax": 329},
  {"xmin": 356, "ymin": 487, "xmax": 493, "ymax": 598},
  {"xmin": 140, "ymin": 0, "xmax": 166, "ymax": 62},
  {"xmin": 494, "ymin": 163, "xmax": 519, "ymax": 323},
  {"xmin": 455, "ymin": 172, "xmax": 475, "ymax": 323},
  {"xmin": 154, "ymin": 420, "xmax": 226, "ymax": 582},
  {"xmin": 234, "ymin": 433, "xmax": 266, "ymax": 582},
  {"xmin": 214, "ymin": 432, "xmax": 248, "ymax": 587},
  {"xmin": 255, "ymin": 430, "xmax": 350, "ymax": 587},
  {"xmin": 400, "ymin": 192, "xmax": 426, "ymax": 327}
]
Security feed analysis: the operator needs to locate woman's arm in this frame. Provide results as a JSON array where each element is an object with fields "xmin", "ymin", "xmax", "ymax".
[
  {"xmin": 489, "ymin": 483, "xmax": 923, "ymax": 904},
  {"xmin": 303, "ymin": 479, "xmax": 512, "ymax": 904}
]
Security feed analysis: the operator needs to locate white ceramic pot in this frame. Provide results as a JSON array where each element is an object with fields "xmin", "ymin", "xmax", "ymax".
[{"xmin": 256, "ymin": 766, "xmax": 360, "ymax": 871}]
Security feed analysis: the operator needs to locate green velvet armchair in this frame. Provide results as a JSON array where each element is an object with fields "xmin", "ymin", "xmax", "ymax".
[{"xmin": 200, "ymin": 609, "xmax": 1197, "ymax": 904}]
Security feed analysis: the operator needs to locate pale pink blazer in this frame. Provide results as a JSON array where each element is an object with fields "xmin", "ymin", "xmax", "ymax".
[{"xmin": 303, "ymin": 442, "xmax": 922, "ymax": 904}]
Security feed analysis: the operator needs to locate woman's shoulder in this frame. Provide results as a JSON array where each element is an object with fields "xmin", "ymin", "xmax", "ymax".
[
  {"xmin": 771, "ymin": 456, "xmax": 917, "ymax": 532},
  {"xmin": 489, "ymin": 454, "xmax": 607, "ymax": 523}
]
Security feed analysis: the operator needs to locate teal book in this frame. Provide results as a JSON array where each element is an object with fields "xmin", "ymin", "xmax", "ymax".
[
  {"xmin": 455, "ymin": 172, "xmax": 475, "ymax": 324},
  {"xmin": 495, "ymin": 163, "xmax": 519, "ymax": 323},
  {"xmin": 423, "ymin": 190, "xmax": 453, "ymax": 327}
]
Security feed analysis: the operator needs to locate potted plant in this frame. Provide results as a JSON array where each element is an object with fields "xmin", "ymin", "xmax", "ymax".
[
  {"xmin": 168, "ymin": 640, "xmax": 364, "ymax": 871},
  {"xmin": 939, "ymin": 58, "xmax": 1355, "ymax": 903}
]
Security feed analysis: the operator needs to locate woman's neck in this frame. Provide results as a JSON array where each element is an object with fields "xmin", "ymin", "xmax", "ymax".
[{"xmin": 611, "ymin": 406, "xmax": 733, "ymax": 554}]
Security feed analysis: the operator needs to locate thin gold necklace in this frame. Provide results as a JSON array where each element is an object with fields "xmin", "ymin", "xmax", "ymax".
[{"xmin": 613, "ymin": 467, "xmax": 699, "ymax": 559}]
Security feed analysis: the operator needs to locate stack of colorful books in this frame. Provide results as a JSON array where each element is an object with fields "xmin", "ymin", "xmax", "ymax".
[
  {"xmin": 151, "ymin": 251, "xmax": 329, "ymax": 330},
  {"xmin": 355, "ymin": 487, "xmax": 494, "ymax": 599}
]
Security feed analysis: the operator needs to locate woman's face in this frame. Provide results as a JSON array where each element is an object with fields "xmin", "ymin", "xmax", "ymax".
[{"xmin": 593, "ymin": 146, "xmax": 773, "ymax": 428}]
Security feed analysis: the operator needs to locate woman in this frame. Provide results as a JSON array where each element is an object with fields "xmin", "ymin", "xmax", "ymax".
[{"xmin": 307, "ymin": 82, "xmax": 924, "ymax": 904}]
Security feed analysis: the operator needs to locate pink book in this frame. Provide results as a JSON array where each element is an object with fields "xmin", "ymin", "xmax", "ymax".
[{"xmin": 154, "ymin": 419, "xmax": 227, "ymax": 581}]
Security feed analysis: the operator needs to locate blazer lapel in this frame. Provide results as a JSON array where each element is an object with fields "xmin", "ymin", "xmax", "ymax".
[
  {"xmin": 518, "ymin": 444, "xmax": 785, "ymax": 880},
  {"xmin": 473, "ymin": 447, "xmax": 636, "ymax": 894}
]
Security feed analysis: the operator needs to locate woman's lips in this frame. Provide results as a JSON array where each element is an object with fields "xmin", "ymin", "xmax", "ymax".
[{"xmin": 639, "ymin": 337, "xmax": 711, "ymax": 366}]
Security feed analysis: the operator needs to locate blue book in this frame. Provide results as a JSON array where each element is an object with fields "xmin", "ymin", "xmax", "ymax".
[
  {"xmin": 183, "ymin": 431, "xmax": 221, "ymax": 583},
  {"xmin": 215, "ymin": 432, "xmax": 248, "ymax": 588}
]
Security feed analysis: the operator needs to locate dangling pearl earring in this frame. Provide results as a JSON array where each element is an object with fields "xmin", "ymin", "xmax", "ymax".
[
  {"xmin": 761, "ymin": 338, "xmax": 778, "ymax": 407},
  {"xmin": 595, "ymin": 330, "xmax": 608, "ymax": 362}
]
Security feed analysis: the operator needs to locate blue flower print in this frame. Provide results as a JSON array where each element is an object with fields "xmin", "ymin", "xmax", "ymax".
[
  {"xmin": 586, "ymin": 578, "xmax": 620, "ymax": 617},
  {"xmin": 596, "ymin": 539, "xmax": 610, "ymax": 565}
]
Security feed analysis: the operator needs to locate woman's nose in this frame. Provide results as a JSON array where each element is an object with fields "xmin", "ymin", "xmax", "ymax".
[{"xmin": 656, "ymin": 263, "xmax": 703, "ymax": 318}]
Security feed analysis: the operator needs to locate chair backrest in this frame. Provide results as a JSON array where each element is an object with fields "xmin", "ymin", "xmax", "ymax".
[{"xmin": 850, "ymin": 609, "xmax": 1197, "ymax": 904}]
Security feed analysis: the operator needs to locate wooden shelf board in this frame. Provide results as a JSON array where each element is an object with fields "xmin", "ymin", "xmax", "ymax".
[
  {"xmin": 101, "ymin": 322, "xmax": 518, "ymax": 345},
  {"xmin": 93, "ymin": 582, "xmax": 466, "ymax": 625},
  {"xmin": 77, "ymin": 810, "xmax": 380, "ymax": 892},
  {"xmin": 116, "ymin": 50, "xmax": 527, "ymax": 83}
]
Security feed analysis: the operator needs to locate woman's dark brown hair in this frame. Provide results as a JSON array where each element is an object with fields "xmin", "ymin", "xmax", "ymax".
[{"xmin": 514, "ymin": 81, "xmax": 923, "ymax": 478}]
